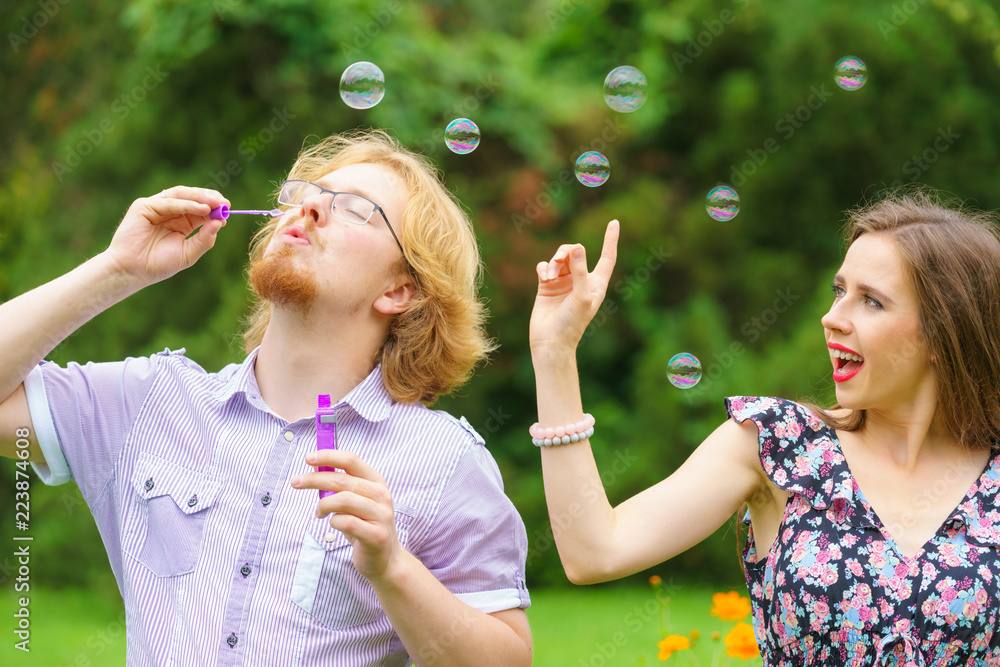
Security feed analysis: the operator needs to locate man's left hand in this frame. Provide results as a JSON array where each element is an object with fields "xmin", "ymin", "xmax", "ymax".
[{"xmin": 291, "ymin": 450, "xmax": 402, "ymax": 581}]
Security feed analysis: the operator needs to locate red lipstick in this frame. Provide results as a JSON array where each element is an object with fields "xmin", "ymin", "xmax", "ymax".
[{"xmin": 828, "ymin": 342, "xmax": 864, "ymax": 383}]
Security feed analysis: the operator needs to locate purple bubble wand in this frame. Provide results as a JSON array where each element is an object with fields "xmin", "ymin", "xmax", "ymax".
[{"xmin": 209, "ymin": 205, "xmax": 285, "ymax": 220}]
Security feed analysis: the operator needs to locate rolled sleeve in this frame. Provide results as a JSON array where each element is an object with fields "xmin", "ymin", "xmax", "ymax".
[
  {"xmin": 23, "ymin": 355, "xmax": 160, "ymax": 504},
  {"xmin": 418, "ymin": 444, "xmax": 530, "ymax": 614},
  {"xmin": 25, "ymin": 364, "xmax": 72, "ymax": 486}
]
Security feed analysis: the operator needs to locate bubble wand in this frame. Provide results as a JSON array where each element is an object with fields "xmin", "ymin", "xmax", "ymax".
[{"xmin": 209, "ymin": 205, "xmax": 285, "ymax": 220}]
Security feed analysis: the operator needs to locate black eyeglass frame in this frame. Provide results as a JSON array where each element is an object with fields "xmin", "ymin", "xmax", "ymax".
[{"xmin": 278, "ymin": 179, "xmax": 406, "ymax": 258}]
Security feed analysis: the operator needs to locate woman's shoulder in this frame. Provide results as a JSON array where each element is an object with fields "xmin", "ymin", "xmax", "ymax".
[
  {"xmin": 724, "ymin": 396, "xmax": 828, "ymax": 434},
  {"xmin": 724, "ymin": 396, "xmax": 849, "ymax": 502}
]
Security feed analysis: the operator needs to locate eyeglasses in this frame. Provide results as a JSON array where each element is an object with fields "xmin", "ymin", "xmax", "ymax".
[{"xmin": 277, "ymin": 180, "xmax": 405, "ymax": 257}]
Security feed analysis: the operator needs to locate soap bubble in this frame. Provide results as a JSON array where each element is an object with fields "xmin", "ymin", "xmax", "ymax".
[
  {"xmin": 834, "ymin": 56, "xmax": 867, "ymax": 91},
  {"xmin": 705, "ymin": 185, "xmax": 740, "ymax": 222},
  {"xmin": 603, "ymin": 66, "xmax": 648, "ymax": 113},
  {"xmin": 667, "ymin": 353, "xmax": 702, "ymax": 389},
  {"xmin": 340, "ymin": 61, "xmax": 385, "ymax": 109},
  {"xmin": 444, "ymin": 118, "xmax": 481, "ymax": 154},
  {"xmin": 574, "ymin": 151, "xmax": 611, "ymax": 187}
]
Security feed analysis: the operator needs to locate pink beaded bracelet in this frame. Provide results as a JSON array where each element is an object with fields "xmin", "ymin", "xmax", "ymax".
[{"xmin": 530, "ymin": 414, "xmax": 595, "ymax": 447}]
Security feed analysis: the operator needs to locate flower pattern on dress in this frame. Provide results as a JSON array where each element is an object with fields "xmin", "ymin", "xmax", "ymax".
[{"xmin": 725, "ymin": 396, "xmax": 1000, "ymax": 666}]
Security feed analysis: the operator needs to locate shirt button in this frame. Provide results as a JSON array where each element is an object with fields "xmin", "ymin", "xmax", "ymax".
[
  {"xmin": 187, "ymin": 495, "xmax": 198, "ymax": 507},
  {"xmin": 240, "ymin": 563, "xmax": 251, "ymax": 577},
  {"xmin": 144, "ymin": 478, "xmax": 154, "ymax": 491},
  {"xmin": 261, "ymin": 493, "xmax": 272, "ymax": 506},
  {"xmin": 284, "ymin": 431, "xmax": 294, "ymax": 442},
  {"xmin": 227, "ymin": 633, "xmax": 238, "ymax": 648}
]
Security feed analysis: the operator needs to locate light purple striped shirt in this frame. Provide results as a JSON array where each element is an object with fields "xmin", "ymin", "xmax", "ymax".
[{"xmin": 26, "ymin": 347, "xmax": 530, "ymax": 666}]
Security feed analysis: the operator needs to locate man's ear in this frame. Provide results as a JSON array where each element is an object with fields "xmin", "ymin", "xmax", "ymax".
[{"xmin": 373, "ymin": 279, "xmax": 416, "ymax": 315}]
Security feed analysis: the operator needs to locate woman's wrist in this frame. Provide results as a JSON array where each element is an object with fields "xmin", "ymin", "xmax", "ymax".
[{"xmin": 529, "ymin": 340, "xmax": 579, "ymax": 366}]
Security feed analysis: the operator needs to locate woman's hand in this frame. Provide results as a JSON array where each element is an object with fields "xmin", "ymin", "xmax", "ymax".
[{"xmin": 529, "ymin": 219, "xmax": 619, "ymax": 355}]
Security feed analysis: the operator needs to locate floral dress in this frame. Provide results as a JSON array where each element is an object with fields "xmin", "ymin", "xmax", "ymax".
[{"xmin": 724, "ymin": 396, "xmax": 1000, "ymax": 666}]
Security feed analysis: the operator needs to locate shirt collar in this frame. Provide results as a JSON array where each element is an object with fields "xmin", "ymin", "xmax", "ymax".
[
  {"xmin": 208, "ymin": 348, "xmax": 394, "ymax": 424},
  {"xmin": 207, "ymin": 348, "xmax": 261, "ymax": 404},
  {"xmin": 334, "ymin": 364, "xmax": 393, "ymax": 423}
]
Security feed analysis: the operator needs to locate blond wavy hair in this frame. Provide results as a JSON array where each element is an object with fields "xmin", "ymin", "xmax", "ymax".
[{"xmin": 243, "ymin": 129, "xmax": 496, "ymax": 404}]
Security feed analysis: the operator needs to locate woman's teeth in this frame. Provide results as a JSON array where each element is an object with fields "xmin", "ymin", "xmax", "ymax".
[{"xmin": 831, "ymin": 350, "xmax": 863, "ymax": 362}]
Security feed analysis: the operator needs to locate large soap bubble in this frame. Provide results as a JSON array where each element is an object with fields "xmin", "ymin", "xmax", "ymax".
[
  {"xmin": 834, "ymin": 56, "xmax": 867, "ymax": 92},
  {"xmin": 444, "ymin": 118, "xmax": 481, "ymax": 154},
  {"xmin": 603, "ymin": 65, "xmax": 648, "ymax": 113},
  {"xmin": 574, "ymin": 151, "xmax": 611, "ymax": 187},
  {"xmin": 340, "ymin": 61, "xmax": 386, "ymax": 109},
  {"xmin": 667, "ymin": 353, "xmax": 702, "ymax": 389},
  {"xmin": 705, "ymin": 185, "xmax": 741, "ymax": 222}
]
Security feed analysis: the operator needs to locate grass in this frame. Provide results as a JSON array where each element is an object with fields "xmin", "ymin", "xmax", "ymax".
[
  {"xmin": 527, "ymin": 583, "xmax": 759, "ymax": 666},
  {"xmin": 0, "ymin": 583, "xmax": 758, "ymax": 666},
  {"xmin": 0, "ymin": 586, "xmax": 125, "ymax": 666}
]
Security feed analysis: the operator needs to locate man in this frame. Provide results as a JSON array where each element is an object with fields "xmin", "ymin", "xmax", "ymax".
[{"xmin": 0, "ymin": 129, "xmax": 532, "ymax": 665}]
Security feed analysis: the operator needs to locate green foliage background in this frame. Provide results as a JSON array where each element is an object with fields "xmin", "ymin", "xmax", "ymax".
[{"xmin": 2, "ymin": 0, "xmax": 999, "ymax": 613}]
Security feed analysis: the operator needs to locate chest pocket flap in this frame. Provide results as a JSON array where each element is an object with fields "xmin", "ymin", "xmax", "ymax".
[{"xmin": 124, "ymin": 453, "xmax": 223, "ymax": 577}]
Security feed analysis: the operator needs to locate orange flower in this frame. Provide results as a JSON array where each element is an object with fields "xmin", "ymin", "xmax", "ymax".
[
  {"xmin": 710, "ymin": 591, "xmax": 751, "ymax": 621},
  {"xmin": 649, "ymin": 575, "xmax": 663, "ymax": 586},
  {"xmin": 689, "ymin": 629, "xmax": 700, "ymax": 640},
  {"xmin": 724, "ymin": 622, "xmax": 760, "ymax": 660},
  {"xmin": 657, "ymin": 635, "xmax": 691, "ymax": 661},
  {"xmin": 711, "ymin": 631, "xmax": 722, "ymax": 641}
]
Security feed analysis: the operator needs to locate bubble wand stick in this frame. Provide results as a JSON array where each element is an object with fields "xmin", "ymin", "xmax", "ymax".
[{"xmin": 209, "ymin": 205, "xmax": 285, "ymax": 220}]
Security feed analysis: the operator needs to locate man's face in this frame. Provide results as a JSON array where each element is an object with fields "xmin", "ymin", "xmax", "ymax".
[{"xmin": 249, "ymin": 162, "xmax": 410, "ymax": 316}]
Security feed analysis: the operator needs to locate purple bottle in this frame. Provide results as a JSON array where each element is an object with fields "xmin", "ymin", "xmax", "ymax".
[{"xmin": 316, "ymin": 395, "xmax": 337, "ymax": 499}]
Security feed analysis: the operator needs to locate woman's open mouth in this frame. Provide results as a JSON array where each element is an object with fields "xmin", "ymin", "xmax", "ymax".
[{"xmin": 830, "ymin": 345, "xmax": 864, "ymax": 382}]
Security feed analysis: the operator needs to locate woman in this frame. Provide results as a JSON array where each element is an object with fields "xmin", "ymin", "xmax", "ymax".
[{"xmin": 529, "ymin": 190, "xmax": 1000, "ymax": 664}]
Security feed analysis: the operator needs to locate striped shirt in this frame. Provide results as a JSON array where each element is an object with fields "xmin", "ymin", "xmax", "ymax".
[{"xmin": 27, "ymin": 348, "xmax": 530, "ymax": 666}]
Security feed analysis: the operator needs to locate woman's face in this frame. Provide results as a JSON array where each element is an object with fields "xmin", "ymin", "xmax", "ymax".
[{"xmin": 820, "ymin": 232, "xmax": 935, "ymax": 413}]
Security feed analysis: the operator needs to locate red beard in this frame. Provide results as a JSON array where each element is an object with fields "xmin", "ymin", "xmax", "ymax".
[{"xmin": 248, "ymin": 247, "xmax": 318, "ymax": 312}]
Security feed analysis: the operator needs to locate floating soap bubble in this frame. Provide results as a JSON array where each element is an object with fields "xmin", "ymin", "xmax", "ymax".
[
  {"xmin": 834, "ymin": 56, "xmax": 867, "ymax": 91},
  {"xmin": 340, "ymin": 61, "xmax": 385, "ymax": 109},
  {"xmin": 667, "ymin": 353, "xmax": 702, "ymax": 389},
  {"xmin": 603, "ymin": 66, "xmax": 648, "ymax": 113},
  {"xmin": 705, "ymin": 185, "xmax": 740, "ymax": 222},
  {"xmin": 574, "ymin": 151, "xmax": 611, "ymax": 187},
  {"xmin": 444, "ymin": 118, "xmax": 481, "ymax": 154}
]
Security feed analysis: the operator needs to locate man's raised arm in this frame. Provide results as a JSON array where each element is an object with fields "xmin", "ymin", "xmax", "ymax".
[{"xmin": 0, "ymin": 186, "xmax": 229, "ymax": 460}]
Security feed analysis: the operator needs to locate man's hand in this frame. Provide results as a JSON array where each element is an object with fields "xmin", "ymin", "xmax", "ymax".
[
  {"xmin": 291, "ymin": 450, "xmax": 403, "ymax": 581},
  {"xmin": 0, "ymin": 186, "xmax": 229, "ymax": 442},
  {"xmin": 290, "ymin": 450, "xmax": 532, "ymax": 665},
  {"xmin": 105, "ymin": 186, "xmax": 230, "ymax": 288}
]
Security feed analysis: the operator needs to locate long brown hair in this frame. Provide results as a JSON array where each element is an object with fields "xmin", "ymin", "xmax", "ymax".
[
  {"xmin": 243, "ymin": 129, "xmax": 497, "ymax": 405},
  {"xmin": 805, "ymin": 188, "xmax": 1000, "ymax": 450}
]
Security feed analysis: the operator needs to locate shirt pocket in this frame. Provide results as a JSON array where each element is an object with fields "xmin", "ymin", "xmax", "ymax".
[
  {"xmin": 290, "ymin": 509, "xmax": 414, "ymax": 630},
  {"xmin": 123, "ymin": 453, "xmax": 222, "ymax": 577}
]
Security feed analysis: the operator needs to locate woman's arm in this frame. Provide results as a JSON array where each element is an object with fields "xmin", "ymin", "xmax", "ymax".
[{"xmin": 530, "ymin": 220, "xmax": 769, "ymax": 583}]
